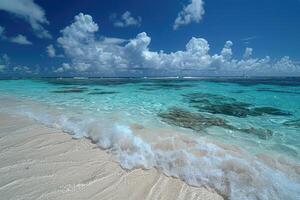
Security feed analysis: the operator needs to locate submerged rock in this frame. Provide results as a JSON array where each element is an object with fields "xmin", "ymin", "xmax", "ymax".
[
  {"xmin": 197, "ymin": 105, "xmax": 291, "ymax": 118},
  {"xmin": 183, "ymin": 92, "xmax": 291, "ymax": 118},
  {"xmin": 138, "ymin": 87, "xmax": 160, "ymax": 91},
  {"xmin": 256, "ymin": 88, "xmax": 300, "ymax": 95},
  {"xmin": 183, "ymin": 93, "xmax": 237, "ymax": 104},
  {"xmin": 239, "ymin": 127, "xmax": 273, "ymax": 140},
  {"xmin": 195, "ymin": 103, "xmax": 252, "ymax": 118},
  {"xmin": 252, "ymin": 107, "xmax": 291, "ymax": 116},
  {"xmin": 184, "ymin": 93, "xmax": 253, "ymax": 117},
  {"xmin": 158, "ymin": 107, "xmax": 233, "ymax": 132},
  {"xmin": 283, "ymin": 119, "xmax": 300, "ymax": 128},
  {"xmin": 88, "ymin": 91, "xmax": 118, "ymax": 95},
  {"xmin": 141, "ymin": 83, "xmax": 194, "ymax": 90},
  {"xmin": 46, "ymin": 78, "xmax": 142, "ymax": 86},
  {"xmin": 158, "ymin": 107, "xmax": 273, "ymax": 140},
  {"xmin": 231, "ymin": 90, "xmax": 246, "ymax": 94},
  {"xmin": 51, "ymin": 87, "xmax": 88, "ymax": 93}
]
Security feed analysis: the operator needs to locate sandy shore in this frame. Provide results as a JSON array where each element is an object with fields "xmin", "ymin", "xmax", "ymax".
[{"xmin": 0, "ymin": 113, "xmax": 223, "ymax": 200}]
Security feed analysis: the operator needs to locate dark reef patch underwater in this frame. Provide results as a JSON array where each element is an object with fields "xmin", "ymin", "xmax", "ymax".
[
  {"xmin": 183, "ymin": 93, "xmax": 291, "ymax": 118},
  {"xmin": 284, "ymin": 119, "xmax": 300, "ymax": 128},
  {"xmin": 88, "ymin": 91, "xmax": 119, "ymax": 95},
  {"xmin": 140, "ymin": 82, "xmax": 195, "ymax": 90},
  {"xmin": 205, "ymin": 77, "xmax": 300, "ymax": 86},
  {"xmin": 158, "ymin": 107, "xmax": 273, "ymax": 140},
  {"xmin": 51, "ymin": 87, "xmax": 89, "ymax": 93},
  {"xmin": 45, "ymin": 78, "xmax": 144, "ymax": 86},
  {"xmin": 256, "ymin": 88, "xmax": 300, "ymax": 95}
]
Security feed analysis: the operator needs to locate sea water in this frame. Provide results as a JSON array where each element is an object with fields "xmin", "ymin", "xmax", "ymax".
[{"xmin": 0, "ymin": 77, "xmax": 299, "ymax": 199}]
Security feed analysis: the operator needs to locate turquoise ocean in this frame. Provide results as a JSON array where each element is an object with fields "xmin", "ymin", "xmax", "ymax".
[{"xmin": 0, "ymin": 77, "xmax": 299, "ymax": 199}]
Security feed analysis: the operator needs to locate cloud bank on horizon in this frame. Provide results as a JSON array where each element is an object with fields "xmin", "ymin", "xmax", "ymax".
[
  {"xmin": 0, "ymin": 0, "xmax": 299, "ymax": 77},
  {"xmin": 51, "ymin": 13, "xmax": 299, "ymax": 76},
  {"xmin": 0, "ymin": 53, "xmax": 31, "ymax": 74}
]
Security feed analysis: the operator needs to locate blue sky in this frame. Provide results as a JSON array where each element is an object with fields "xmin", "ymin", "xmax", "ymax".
[{"xmin": 0, "ymin": 0, "xmax": 300, "ymax": 77}]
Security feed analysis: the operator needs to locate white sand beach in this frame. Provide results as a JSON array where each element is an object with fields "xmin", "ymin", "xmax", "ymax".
[{"xmin": 0, "ymin": 113, "xmax": 223, "ymax": 200}]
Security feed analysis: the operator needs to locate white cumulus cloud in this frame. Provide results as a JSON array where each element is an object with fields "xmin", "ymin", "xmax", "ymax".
[
  {"xmin": 54, "ymin": 13, "xmax": 300, "ymax": 76},
  {"xmin": 221, "ymin": 41, "xmax": 233, "ymax": 60},
  {"xmin": 54, "ymin": 63, "xmax": 71, "ymax": 73},
  {"xmin": 173, "ymin": 0, "xmax": 205, "ymax": 30},
  {"xmin": 112, "ymin": 11, "xmax": 142, "ymax": 28},
  {"xmin": 46, "ymin": 44, "xmax": 56, "ymax": 57},
  {"xmin": 0, "ymin": 25, "xmax": 32, "ymax": 45},
  {"xmin": 0, "ymin": 26, "xmax": 5, "ymax": 37},
  {"xmin": 0, "ymin": 65, "xmax": 5, "ymax": 72},
  {"xmin": 46, "ymin": 44, "xmax": 64, "ymax": 58},
  {"xmin": 0, "ymin": 54, "xmax": 9, "ymax": 72},
  {"xmin": 0, "ymin": 0, "xmax": 51, "ymax": 39},
  {"xmin": 243, "ymin": 47, "xmax": 253, "ymax": 59},
  {"xmin": 12, "ymin": 65, "xmax": 31, "ymax": 73},
  {"xmin": 10, "ymin": 34, "xmax": 32, "ymax": 45}
]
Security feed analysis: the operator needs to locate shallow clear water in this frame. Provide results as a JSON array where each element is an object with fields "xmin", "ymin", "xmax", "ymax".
[{"xmin": 0, "ymin": 77, "xmax": 300, "ymax": 199}]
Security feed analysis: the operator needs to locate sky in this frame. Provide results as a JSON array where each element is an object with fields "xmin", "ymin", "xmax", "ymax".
[{"xmin": 0, "ymin": 0, "xmax": 300, "ymax": 77}]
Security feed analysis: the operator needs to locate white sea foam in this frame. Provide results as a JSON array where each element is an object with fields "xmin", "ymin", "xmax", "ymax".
[{"xmin": 1, "ymin": 99, "xmax": 300, "ymax": 200}]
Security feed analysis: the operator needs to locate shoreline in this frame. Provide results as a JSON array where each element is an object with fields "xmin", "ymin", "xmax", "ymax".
[{"xmin": 0, "ymin": 113, "xmax": 222, "ymax": 200}]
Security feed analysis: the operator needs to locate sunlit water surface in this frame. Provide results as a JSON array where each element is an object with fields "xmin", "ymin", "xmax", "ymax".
[{"xmin": 0, "ymin": 77, "xmax": 299, "ymax": 199}]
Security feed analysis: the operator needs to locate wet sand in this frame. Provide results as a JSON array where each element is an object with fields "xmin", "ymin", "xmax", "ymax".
[{"xmin": 0, "ymin": 113, "xmax": 223, "ymax": 200}]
